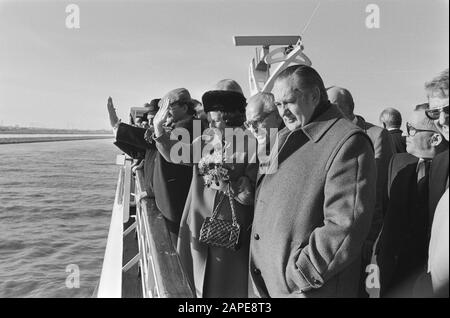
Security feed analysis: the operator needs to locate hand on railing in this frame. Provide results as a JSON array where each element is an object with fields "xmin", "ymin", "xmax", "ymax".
[
  {"xmin": 133, "ymin": 191, "xmax": 149, "ymax": 203},
  {"xmin": 131, "ymin": 159, "xmax": 144, "ymax": 173}
]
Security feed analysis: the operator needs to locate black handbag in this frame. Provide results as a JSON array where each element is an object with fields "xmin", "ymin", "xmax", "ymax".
[{"xmin": 199, "ymin": 184, "xmax": 241, "ymax": 251}]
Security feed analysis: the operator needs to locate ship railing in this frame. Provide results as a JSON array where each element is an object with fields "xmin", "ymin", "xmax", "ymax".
[
  {"xmin": 97, "ymin": 155, "xmax": 131, "ymax": 297},
  {"xmin": 97, "ymin": 154, "xmax": 194, "ymax": 298},
  {"xmin": 133, "ymin": 168, "xmax": 194, "ymax": 297}
]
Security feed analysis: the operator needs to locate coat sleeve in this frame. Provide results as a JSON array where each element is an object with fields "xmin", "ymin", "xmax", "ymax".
[
  {"xmin": 387, "ymin": 154, "xmax": 396, "ymax": 198},
  {"xmin": 231, "ymin": 162, "xmax": 258, "ymax": 206},
  {"xmin": 292, "ymin": 133, "xmax": 376, "ymax": 291},
  {"xmin": 230, "ymin": 135, "xmax": 258, "ymax": 206},
  {"xmin": 115, "ymin": 122, "xmax": 156, "ymax": 150},
  {"xmin": 113, "ymin": 140, "xmax": 144, "ymax": 159},
  {"xmin": 154, "ymin": 130, "xmax": 195, "ymax": 166},
  {"xmin": 365, "ymin": 129, "xmax": 394, "ymax": 246},
  {"xmin": 374, "ymin": 154, "xmax": 396, "ymax": 256}
]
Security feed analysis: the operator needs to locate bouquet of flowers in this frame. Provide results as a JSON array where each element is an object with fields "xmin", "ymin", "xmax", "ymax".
[
  {"xmin": 198, "ymin": 142, "xmax": 241, "ymax": 251},
  {"xmin": 198, "ymin": 143, "xmax": 235, "ymax": 189}
]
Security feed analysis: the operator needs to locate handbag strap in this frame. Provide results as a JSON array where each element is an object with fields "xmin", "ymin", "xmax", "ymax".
[
  {"xmin": 210, "ymin": 183, "xmax": 238, "ymax": 226},
  {"xmin": 211, "ymin": 192, "xmax": 226, "ymax": 219},
  {"xmin": 226, "ymin": 183, "xmax": 238, "ymax": 226}
]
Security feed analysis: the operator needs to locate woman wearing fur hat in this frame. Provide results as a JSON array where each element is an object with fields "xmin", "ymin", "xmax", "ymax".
[{"xmin": 152, "ymin": 80, "xmax": 257, "ymax": 298}]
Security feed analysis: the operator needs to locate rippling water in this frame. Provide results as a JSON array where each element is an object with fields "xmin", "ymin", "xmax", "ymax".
[{"xmin": 0, "ymin": 139, "xmax": 120, "ymax": 297}]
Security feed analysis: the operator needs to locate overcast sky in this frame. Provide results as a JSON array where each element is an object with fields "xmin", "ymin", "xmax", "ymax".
[{"xmin": 0, "ymin": 0, "xmax": 448, "ymax": 130}]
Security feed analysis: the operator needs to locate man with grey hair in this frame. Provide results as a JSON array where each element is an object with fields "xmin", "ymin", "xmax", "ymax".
[
  {"xmin": 380, "ymin": 107, "xmax": 407, "ymax": 153},
  {"xmin": 245, "ymin": 92, "xmax": 284, "ymax": 184},
  {"xmin": 245, "ymin": 92, "xmax": 283, "ymax": 145}
]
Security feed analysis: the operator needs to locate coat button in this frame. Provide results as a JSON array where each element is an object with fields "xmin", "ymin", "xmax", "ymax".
[
  {"xmin": 254, "ymin": 234, "xmax": 260, "ymax": 240},
  {"xmin": 253, "ymin": 268, "xmax": 261, "ymax": 275}
]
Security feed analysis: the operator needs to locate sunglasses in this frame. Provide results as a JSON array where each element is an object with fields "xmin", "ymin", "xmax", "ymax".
[
  {"xmin": 406, "ymin": 122, "xmax": 436, "ymax": 137},
  {"xmin": 244, "ymin": 110, "xmax": 277, "ymax": 131},
  {"xmin": 425, "ymin": 104, "xmax": 449, "ymax": 120}
]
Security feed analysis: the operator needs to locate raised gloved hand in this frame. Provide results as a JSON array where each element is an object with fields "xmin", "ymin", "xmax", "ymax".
[
  {"xmin": 153, "ymin": 97, "xmax": 170, "ymax": 138},
  {"xmin": 107, "ymin": 96, "xmax": 120, "ymax": 128}
]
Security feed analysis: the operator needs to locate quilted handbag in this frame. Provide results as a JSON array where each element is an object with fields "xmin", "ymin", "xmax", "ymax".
[{"xmin": 199, "ymin": 184, "xmax": 241, "ymax": 251}]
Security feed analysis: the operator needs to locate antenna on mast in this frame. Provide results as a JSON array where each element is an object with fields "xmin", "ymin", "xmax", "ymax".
[{"xmin": 300, "ymin": 1, "xmax": 321, "ymax": 38}]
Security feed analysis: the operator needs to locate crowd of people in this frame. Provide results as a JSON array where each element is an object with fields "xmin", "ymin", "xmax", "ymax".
[{"xmin": 107, "ymin": 65, "xmax": 449, "ymax": 298}]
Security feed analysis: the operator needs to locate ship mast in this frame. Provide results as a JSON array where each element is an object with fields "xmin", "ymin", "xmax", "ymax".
[{"xmin": 233, "ymin": 35, "xmax": 312, "ymax": 96}]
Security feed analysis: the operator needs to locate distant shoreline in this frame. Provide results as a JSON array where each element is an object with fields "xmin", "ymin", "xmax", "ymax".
[
  {"xmin": 0, "ymin": 126, "xmax": 112, "ymax": 135},
  {"xmin": 0, "ymin": 135, "xmax": 114, "ymax": 145}
]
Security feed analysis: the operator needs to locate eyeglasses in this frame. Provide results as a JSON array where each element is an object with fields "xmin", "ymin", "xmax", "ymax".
[
  {"xmin": 425, "ymin": 104, "xmax": 449, "ymax": 120},
  {"xmin": 406, "ymin": 122, "xmax": 436, "ymax": 137},
  {"xmin": 244, "ymin": 110, "xmax": 277, "ymax": 131}
]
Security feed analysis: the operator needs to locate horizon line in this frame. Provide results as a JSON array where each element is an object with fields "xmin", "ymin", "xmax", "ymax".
[{"xmin": 0, "ymin": 125, "xmax": 113, "ymax": 132}]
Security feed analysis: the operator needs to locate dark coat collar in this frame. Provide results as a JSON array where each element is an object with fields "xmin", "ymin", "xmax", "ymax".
[
  {"xmin": 354, "ymin": 115, "xmax": 366, "ymax": 130},
  {"xmin": 301, "ymin": 103, "xmax": 343, "ymax": 143}
]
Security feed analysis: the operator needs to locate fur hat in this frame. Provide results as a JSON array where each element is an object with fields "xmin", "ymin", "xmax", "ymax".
[{"xmin": 202, "ymin": 90, "xmax": 246, "ymax": 113}]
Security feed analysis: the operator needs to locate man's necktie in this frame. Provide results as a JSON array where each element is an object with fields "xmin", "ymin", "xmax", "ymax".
[
  {"xmin": 417, "ymin": 159, "xmax": 431, "ymax": 183},
  {"xmin": 417, "ymin": 159, "xmax": 431, "ymax": 203}
]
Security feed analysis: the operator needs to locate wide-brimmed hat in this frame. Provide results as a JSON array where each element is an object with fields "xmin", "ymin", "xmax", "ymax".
[
  {"xmin": 202, "ymin": 90, "xmax": 247, "ymax": 113},
  {"xmin": 160, "ymin": 88, "xmax": 192, "ymax": 107}
]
